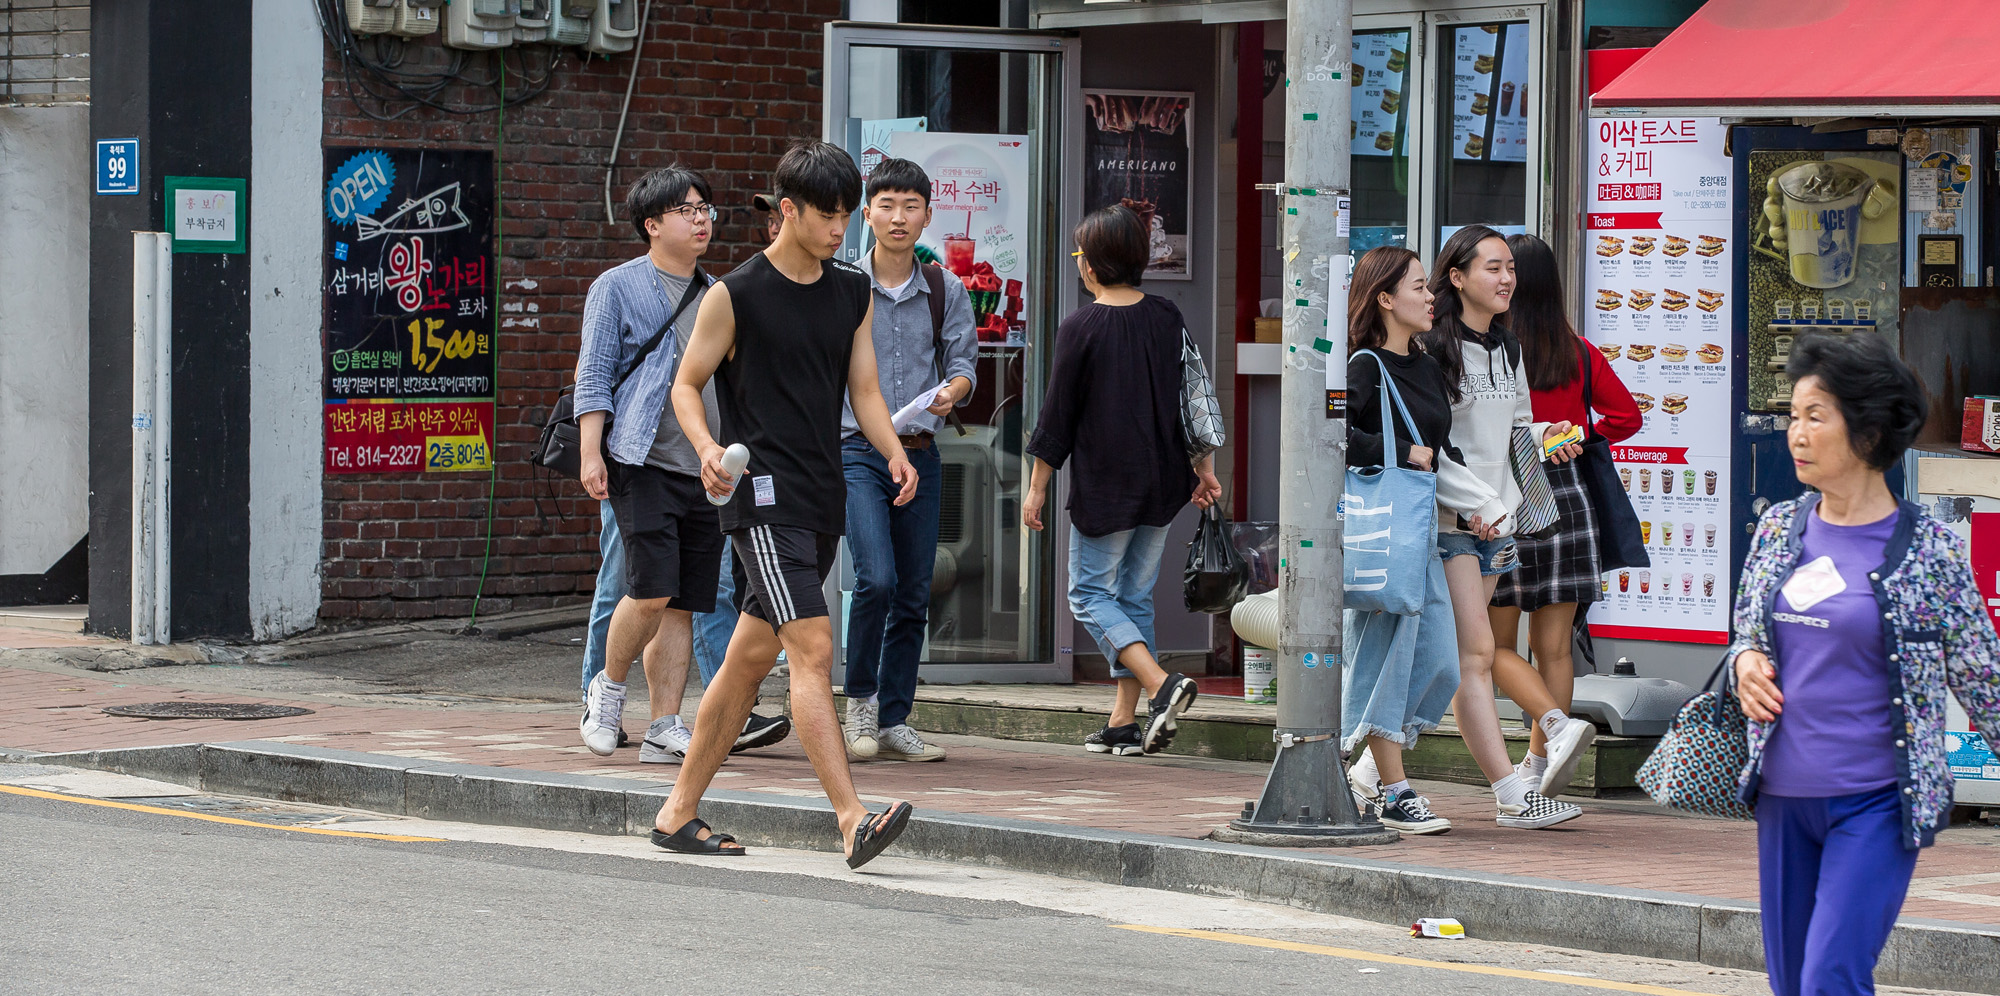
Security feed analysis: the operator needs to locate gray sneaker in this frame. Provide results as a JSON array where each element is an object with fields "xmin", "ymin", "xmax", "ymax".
[
  {"xmin": 639, "ymin": 718, "xmax": 691, "ymax": 764},
  {"xmin": 845, "ymin": 698, "xmax": 880, "ymax": 759},
  {"xmin": 877, "ymin": 724, "xmax": 945, "ymax": 762}
]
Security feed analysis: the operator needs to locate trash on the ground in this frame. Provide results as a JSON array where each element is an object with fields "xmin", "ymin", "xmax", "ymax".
[
  {"xmin": 1357, "ymin": 968, "xmax": 1382, "ymax": 974},
  {"xmin": 1410, "ymin": 917, "xmax": 1465, "ymax": 939}
]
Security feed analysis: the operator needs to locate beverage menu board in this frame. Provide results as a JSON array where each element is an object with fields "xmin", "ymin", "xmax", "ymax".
[
  {"xmin": 1350, "ymin": 30, "xmax": 1409, "ymax": 158},
  {"xmin": 1582, "ymin": 116, "xmax": 1734, "ymax": 644},
  {"xmin": 1450, "ymin": 23, "xmax": 1530, "ymax": 163}
]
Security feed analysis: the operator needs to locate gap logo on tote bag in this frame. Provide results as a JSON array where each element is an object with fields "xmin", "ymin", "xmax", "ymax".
[{"xmin": 1341, "ymin": 350, "xmax": 1438, "ymax": 615}]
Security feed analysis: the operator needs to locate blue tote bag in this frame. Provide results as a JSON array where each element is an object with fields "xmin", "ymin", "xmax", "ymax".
[{"xmin": 1341, "ymin": 350, "xmax": 1439, "ymax": 615}]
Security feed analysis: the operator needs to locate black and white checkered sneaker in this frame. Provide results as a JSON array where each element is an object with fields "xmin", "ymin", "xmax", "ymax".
[{"xmin": 1496, "ymin": 790, "xmax": 1582, "ymax": 829}]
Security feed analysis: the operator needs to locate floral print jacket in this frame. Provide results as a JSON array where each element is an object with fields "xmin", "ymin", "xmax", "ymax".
[{"xmin": 1728, "ymin": 494, "xmax": 2000, "ymax": 849}]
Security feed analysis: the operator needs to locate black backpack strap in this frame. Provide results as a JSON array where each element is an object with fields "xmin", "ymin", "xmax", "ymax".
[
  {"xmin": 611, "ymin": 266, "xmax": 710, "ymax": 397},
  {"xmin": 918, "ymin": 263, "xmax": 968, "ymax": 436}
]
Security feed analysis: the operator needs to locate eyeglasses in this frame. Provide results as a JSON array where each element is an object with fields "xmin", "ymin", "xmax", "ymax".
[{"xmin": 663, "ymin": 203, "xmax": 719, "ymax": 223}]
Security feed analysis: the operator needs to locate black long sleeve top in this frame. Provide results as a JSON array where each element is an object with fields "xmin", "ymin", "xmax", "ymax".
[{"xmin": 1346, "ymin": 346, "xmax": 1464, "ymax": 470}]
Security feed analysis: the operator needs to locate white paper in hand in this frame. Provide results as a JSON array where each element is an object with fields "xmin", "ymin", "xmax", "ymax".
[{"xmin": 890, "ymin": 382, "xmax": 948, "ymax": 433}]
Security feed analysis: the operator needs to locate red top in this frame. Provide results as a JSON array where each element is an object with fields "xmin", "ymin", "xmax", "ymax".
[{"xmin": 1531, "ymin": 339, "xmax": 1643, "ymax": 444}]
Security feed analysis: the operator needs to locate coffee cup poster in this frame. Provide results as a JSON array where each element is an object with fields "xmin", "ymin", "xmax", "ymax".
[{"xmin": 1082, "ymin": 90, "xmax": 1193, "ymax": 280}]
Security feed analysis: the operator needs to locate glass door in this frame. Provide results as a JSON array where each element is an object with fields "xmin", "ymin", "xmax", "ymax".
[
  {"xmin": 1420, "ymin": 5, "xmax": 1545, "ymax": 255},
  {"xmin": 824, "ymin": 23, "xmax": 1077, "ymax": 681},
  {"xmin": 1349, "ymin": 14, "xmax": 1423, "ymax": 253}
]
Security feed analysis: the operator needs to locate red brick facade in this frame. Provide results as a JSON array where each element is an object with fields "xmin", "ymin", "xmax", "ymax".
[{"xmin": 318, "ymin": 1, "xmax": 840, "ymax": 623}]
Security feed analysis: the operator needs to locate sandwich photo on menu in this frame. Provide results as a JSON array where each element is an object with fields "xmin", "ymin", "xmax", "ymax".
[
  {"xmin": 1595, "ymin": 288, "xmax": 1624, "ymax": 311},
  {"xmin": 1696, "ymin": 288, "xmax": 1725, "ymax": 313},
  {"xmin": 1696, "ymin": 343, "xmax": 1725, "ymax": 364},
  {"xmin": 1695, "ymin": 234, "xmax": 1726, "ymax": 257},
  {"xmin": 1625, "ymin": 344, "xmax": 1656, "ymax": 362},
  {"xmin": 1661, "ymin": 289, "xmax": 1690, "ymax": 312},
  {"xmin": 1660, "ymin": 344, "xmax": 1689, "ymax": 362},
  {"xmin": 1596, "ymin": 236, "xmax": 1624, "ymax": 257},
  {"xmin": 1631, "ymin": 392, "xmax": 1656, "ymax": 413},
  {"xmin": 1597, "ymin": 342, "xmax": 1622, "ymax": 361},
  {"xmin": 1628, "ymin": 236, "xmax": 1657, "ymax": 257},
  {"xmin": 1662, "ymin": 393, "xmax": 1689, "ymax": 415},
  {"xmin": 1627, "ymin": 289, "xmax": 1655, "ymax": 311},
  {"xmin": 1663, "ymin": 235, "xmax": 1690, "ymax": 257}
]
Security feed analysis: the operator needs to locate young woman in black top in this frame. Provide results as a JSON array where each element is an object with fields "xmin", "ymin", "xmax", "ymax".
[
  {"xmin": 1025, "ymin": 205, "xmax": 1221, "ymax": 757},
  {"xmin": 1341, "ymin": 247, "xmax": 1502, "ymax": 835}
]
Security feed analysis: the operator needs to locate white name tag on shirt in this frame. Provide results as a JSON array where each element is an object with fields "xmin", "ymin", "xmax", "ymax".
[
  {"xmin": 752, "ymin": 474, "xmax": 776, "ymax": 507},
  {"xmin": 1782, "ymin": 555, "xmax": 1846, "ymax": 611}
]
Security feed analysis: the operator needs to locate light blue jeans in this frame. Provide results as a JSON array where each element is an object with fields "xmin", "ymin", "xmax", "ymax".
[
  {"xmin": 581, "ymin": 501, "xmax": 730, "ymax": 692},
  {"xmin": 1067, "ymin": 524, "xmax": 1170, "ymax": 679},
  {"xmin": 1340, "ymin": 550, "xmax": 1460, "ymax": 752}
]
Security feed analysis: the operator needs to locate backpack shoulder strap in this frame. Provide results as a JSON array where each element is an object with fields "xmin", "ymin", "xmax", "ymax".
[{"xmin": 921, "ymin": 263, "xmax": 947, "ymax": 348}]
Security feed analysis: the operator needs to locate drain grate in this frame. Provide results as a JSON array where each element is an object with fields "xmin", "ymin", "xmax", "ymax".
[{"xmin": 102, "ymin": 702, "xmax": 315, "ymax": 721}]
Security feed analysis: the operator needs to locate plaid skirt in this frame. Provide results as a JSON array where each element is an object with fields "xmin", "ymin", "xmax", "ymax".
[{"xmin": 1492, "ymin": 458, "xmax": 1601, "ymax": 610}]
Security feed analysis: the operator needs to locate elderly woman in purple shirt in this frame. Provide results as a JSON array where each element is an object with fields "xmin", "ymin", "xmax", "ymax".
[{"xmin": 1728, "ymin": 333, "xmax": 2000, "ymax": 996}]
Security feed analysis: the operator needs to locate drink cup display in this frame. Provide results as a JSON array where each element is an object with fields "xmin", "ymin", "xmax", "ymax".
[
  {"xmin": 1639, "ymin": 570, "xmax": 1651, "ymax": 594},
  {"xmin": 942, "ymin": 234, "xmax": 977, "ymax": 277},
  {"xmin": 1640, "ymin": 468, "xmax": 1651, "ymax": 492},
  {"xmin": 708, "ymin": 443, "xmax": 751, "ymax": 506},
  {"xmin": 1619, "ymin": 570, "xmax": 1630, "ymax": 592},
  {"xmin": 1640, "ymin": 520, "xmax": 1652, "ymax": 544},
  {"xmin": 1500, "ymin": 81, "xmax": 1516, "ymax": 116},
  {"xmin": 1661, "ymin": 522, "xmax": 1673, "ymax": 546},
  {"xmin": 1684, "ymin": 470, "xmax": 1697, "ymax": 494},
  {"xmin": 1599, "ymin": 576, "xmax": 1610, "ymax": 595},
  {"xmin": 1682, "ymin": 573, "xmax": 1693, "ymax": 595},
  {"xmin": 1703, "ymin": 573, "xmax": 1716, "ymax": 597},
  {"xmin": 1620, "ymin": 467, "xmax": 1632, "ymax": 491},
  {"xmin": 1705, "ymin": 470, "xmax": 1717, "ymax": 495},
  {"xmin": 1776, "ymin": 161, "xmax": 1876, "ymax": 289},
  {"xmin": 1705, "ymin": 523, "xmax": 1717, "ymax": 547},
  {"xmin": 1683, "ymin": 521, "xmax": 1694, "ymax": 546}
]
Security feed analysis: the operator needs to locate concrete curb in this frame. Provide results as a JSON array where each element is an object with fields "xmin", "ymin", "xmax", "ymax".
[{"xmin": 21, "ymin": 741, "xmax": 1998, "ymax": 993}]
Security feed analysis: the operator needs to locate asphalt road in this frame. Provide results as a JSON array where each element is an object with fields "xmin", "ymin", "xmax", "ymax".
[{"xmin": 0, "ymin": 764, "xmax": 1973, "ymax": 996}]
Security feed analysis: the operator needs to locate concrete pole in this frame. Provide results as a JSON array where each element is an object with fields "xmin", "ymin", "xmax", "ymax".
[{"xmin": 1219, "ymin": 0, "xmax": 1396, "ymax": 846}]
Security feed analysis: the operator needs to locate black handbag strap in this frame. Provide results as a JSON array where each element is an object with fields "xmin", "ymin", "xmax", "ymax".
[
  {"xmin": 1578, "ymin": 337, "xmax": 1602, "ymax": 444},
  {"xmin": 610, "ymin": 266, "xmax": 710, "ymax": 397},
  {"xmin": 918, "ymin": 263, "xmax": 969, "ymax": 436}
]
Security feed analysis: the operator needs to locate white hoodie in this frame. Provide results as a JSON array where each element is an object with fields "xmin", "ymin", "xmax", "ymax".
[{"xmin": 1439, "ymin": 328, "xmax": 1551, "ymax": 538}]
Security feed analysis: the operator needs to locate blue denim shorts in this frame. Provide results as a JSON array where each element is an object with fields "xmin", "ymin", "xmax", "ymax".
[{"xmin": 1436, "ymin": 531, "xmax": 1518, "ymax": 576}]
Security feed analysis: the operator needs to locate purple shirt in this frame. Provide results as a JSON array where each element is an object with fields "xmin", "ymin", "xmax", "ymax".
[{"xmin": 1759, "ymin": 508, "xmax": 1901, "ymax": 797}]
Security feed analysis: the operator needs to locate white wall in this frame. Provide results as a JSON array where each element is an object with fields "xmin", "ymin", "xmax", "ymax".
[
  {"xmin": 247, "ymin": 0, "xmax": 326, "ymax": 638},
  {"xmin": 0, "ymin": 106, "xmax": 90, "ymax": 580}
]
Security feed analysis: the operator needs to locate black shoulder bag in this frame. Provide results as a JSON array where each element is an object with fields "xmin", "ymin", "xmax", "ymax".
[
  {"xmin": 536, "ymin": 269, "xmax": 709, "ymax": 480},
  {"xmin": 1572, "ymin": 340, "xmax": 1650, "ymax": 572},
  {"xmin": 917, "ymin": 263, "xmax": 969, "ymax": 437}
]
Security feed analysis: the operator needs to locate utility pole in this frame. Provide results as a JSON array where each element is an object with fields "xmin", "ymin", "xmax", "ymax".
[{"xmin": 1217, "ymin": 0, "xmax": 1397, "ymax": 847}]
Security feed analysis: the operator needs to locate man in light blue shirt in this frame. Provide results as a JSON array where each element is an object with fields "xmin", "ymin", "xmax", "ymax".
[{"xmin": 840, "ymin": 159, "xmax": 978, "ymax": 762}]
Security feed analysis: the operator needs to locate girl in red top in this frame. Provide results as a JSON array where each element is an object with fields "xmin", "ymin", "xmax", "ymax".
[{"xmin": 1490, "ymin": 234, "xmax": 1642, "ymax": 796}]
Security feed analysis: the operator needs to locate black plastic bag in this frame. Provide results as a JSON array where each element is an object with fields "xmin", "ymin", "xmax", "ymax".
[{"xmin": 1185, "ymin": 505, "xmax": 1250, "ymax": 613}]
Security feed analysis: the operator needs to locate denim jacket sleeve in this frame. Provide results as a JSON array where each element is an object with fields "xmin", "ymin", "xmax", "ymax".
[
  {"xmin": 573, "ymin": 277, "xmax": 625, "ymax": 419},
  {"xmin": 938, "ymin": 268, "xmax": 980, "ymax": 400}
]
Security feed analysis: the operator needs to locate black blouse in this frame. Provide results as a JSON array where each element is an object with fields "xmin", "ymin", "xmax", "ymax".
[
  {"xmin": 1026, "ymin": 295, "xmax": 1198, "ymax": 538},
  {"xmin": 1347, "ymin": 346, "xmax": 1463, "ymax": 470}
]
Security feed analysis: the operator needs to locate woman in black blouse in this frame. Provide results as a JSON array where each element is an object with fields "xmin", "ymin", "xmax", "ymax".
[{"xmin": 1025, "ymin": 205, "xmax": 1222, "ymax": 758}]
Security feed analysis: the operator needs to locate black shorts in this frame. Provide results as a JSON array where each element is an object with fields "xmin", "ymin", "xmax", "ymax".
[
  {"xmin": 606, "ymin": 461, "xmax": 723, "ymax": 610},
  {"xmin": 729, "ymin": 524, "xmax": 840, "ymax": 628}
]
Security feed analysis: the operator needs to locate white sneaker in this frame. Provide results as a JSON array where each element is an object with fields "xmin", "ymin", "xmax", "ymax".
[
  {"xmin": 845, "ymin": 698, "xmax": 880, "ymax": 759},
  {"xmin": 639, "ymin": 718, "xmax": 691, "ymax": 764},
  {"xmin": 580, "ymin": 673, "xmax": 626, "ymax": 757},
  {"xmin": 1496, "ymin": 790, "xmax": 1583, "ymax": 830},
  {"xmin": 1511, "ymin": 756, "xmax": 1545, "ymax": 795},
  {"xmin": 1347, "ymin": 746, "xmax": 1384, "ymax": 812},
  {"xmin": 1539, "ymin": 718, "xmax": 1598, "ymax": 799},
  {"xmin": 877, "ymin": 724, "xmax": 945, "ymax": 762}
]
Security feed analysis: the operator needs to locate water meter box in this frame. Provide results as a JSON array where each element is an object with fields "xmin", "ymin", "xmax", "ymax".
[
  {"xmin": 344, "ymin": 0, "xmax": 398, "ymax": 35},
  {"xmin": 586, "ymin": 0, "xmax": 640, "ymax": 54},
  {"xmin": 546, "ymin": 0, "xmax": 597, "ymax": 45},
  {"xmin": 393, "ymin": 0, "xmax": 442, "ymax": 37},
  {"xmin": 446, "ymin": 0, "xmax": 518, "ymax": 50},
  {"xmin": 514, "ymin": 0, "xmax": 551, "ymax": 43}
]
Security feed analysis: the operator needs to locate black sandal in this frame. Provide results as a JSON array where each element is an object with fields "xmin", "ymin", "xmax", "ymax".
[
  {"xmin": 651, "ymin": 818, "xmax": 746, "ymax": 856},
  {"xmin": 845, "ymin": 802, "xmax": 913, "ymax": 869}
]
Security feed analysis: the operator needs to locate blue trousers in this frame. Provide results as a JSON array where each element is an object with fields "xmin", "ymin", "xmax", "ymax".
[
  {"xmin": 581, "ymin": 501, "xmax": 730, "ymax": 692},
  {"xmin": 1757, "ymin": 787, "xmax": 1919, "ymax": 996},
  {"xmin": 1067, "ymin": 523, "xmax": 1170, "ymax": 680},
  {"xmin": 840, "ymin": 438, "xmax": 943, "ymax": 729}
]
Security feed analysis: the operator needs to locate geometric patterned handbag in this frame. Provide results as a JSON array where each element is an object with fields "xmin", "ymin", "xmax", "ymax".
[
  {"xmin": 1179, "ymin": 327, "xmax": 1226, "ymax": 459},
  {"xmin": 1635, "ymin": 655, "xmax": 1756, "ymax": 820}
]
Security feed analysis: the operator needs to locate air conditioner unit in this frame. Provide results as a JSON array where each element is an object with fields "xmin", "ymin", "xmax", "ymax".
[
  {"xmin": 392, "ymin": 0, "xmax": 442, "ymax": 37},
  {"xmin": 585, "ymin": 0, "xmax": 640, "ymax": 54},
  {"xmin": 344, "ymin": 0, "xmax": 398, "ymax": 35},
  {"xmin": 445, "ymin": 0, "xmax": 518, "ymax": 50},
  {"xmin": 514, "ymin": 0, "xmax": 550, "ymax": 42},
  {"xmin": 546, "ymin": 0, "xmax": 597, "ymax": 45}
]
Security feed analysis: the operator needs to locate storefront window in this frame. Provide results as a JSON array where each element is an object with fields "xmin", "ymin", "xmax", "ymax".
[
  {"xmin": 1436, "ymin": 21, "xmax": 1530, "ymax": 244},
  {"xmin": 1350, "ymin": 28, "xmax": 1412, "ymax": 252}
]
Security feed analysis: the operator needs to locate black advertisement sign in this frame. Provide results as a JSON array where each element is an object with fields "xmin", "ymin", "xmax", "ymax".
[{"xmin": 1083, "ymin": 90, "xmax": 1193, "ymax": 280}]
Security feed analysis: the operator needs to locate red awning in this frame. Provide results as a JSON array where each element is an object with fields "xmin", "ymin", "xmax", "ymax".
[{"xmin": 1592, "ymin": 0, "xmax": 2000, "ymax": 116}]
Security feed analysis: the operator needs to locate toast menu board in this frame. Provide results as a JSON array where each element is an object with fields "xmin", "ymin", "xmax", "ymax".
[{"xmin": 1582, "ymin": 117, "xmax": 1733, "ymax": 644}]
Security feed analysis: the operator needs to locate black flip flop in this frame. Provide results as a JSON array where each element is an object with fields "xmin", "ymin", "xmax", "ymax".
[
  {"xmin": 845, "ymin": 802, "xmax": 913, "ymax": 869},
  {"xmin": 651, "ymin": 818, "xmax": 746, "ymax": 856}
]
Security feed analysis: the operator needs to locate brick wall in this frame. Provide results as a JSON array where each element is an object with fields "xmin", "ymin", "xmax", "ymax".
[{"xmin": 319, "ymin": 1, "xmax": 840, "ymax": 624}]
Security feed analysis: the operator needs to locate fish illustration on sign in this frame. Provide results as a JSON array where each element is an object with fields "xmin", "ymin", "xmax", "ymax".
[{"xmin": 355, "ymin": 182, "xmax": 470, "ymax": 242}]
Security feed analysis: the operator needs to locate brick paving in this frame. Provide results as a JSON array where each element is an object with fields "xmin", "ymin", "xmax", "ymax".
[{"xmin": 5, "ymin": 646, "xmax": 2000, "ymax": 927}]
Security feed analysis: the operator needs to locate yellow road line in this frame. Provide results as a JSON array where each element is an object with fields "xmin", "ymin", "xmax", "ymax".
[
  {"xmin": 1113, "ymin": 925, "xmax": 1728, "ymax": 996},
  {"xmin": 0, "ymin": 783, "xmax": 443, "ymax": 842}
]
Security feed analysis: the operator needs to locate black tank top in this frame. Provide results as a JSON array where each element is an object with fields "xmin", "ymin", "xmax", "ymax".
[{"xmin": 714, "ymin": 252, "xmax": 870, "ymax": 535}]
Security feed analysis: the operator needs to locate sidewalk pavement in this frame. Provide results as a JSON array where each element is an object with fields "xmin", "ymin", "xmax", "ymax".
[{"xmin": 6, "ymin": 623, "xmax": 2000, "ymax": 988}]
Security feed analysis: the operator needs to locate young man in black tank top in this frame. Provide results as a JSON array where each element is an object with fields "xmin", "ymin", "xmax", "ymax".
[{"xmin": 655, "ymin": 141, "xmax": 919, "ymax": 868}]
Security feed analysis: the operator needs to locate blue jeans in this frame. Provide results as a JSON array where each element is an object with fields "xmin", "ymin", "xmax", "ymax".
[
  {"xmin": 1341, "ymin": 551, "xmax": 1459, "ymax": 751},
  {"xmin": 1757, "ymin": 787, "xmax": 1919, "ymax": 996},
  {"xmin": 1067, "ymin": 524, "xmax": 1170, "ymax": 679},
  {"xmin": 841, "ymin": 437, "xmax": 943, "ymax": 729},
  {"xmin": 1436, "ymin": 530, "xmax": 1518, "ymax": 576},
  {"xmin": 582, "ymin": 500, "xmax": 729, "ymax": 692}
]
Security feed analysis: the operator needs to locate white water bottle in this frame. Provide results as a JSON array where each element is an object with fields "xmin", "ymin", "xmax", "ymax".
[{"xmin": 708, "ymin": 443, "xmax": 750, "ymax": 506}]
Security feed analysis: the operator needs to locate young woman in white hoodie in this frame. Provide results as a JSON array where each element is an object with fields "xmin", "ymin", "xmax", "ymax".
[{"xmin": 1351, "ymin": 226, "xmax": 1600, "ymax": 831}]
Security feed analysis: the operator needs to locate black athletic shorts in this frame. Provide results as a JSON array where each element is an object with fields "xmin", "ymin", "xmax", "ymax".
[
  {"xmin": 606, "ymin": 460, "xmax": 723, "ymax": 610},
  {"xmin": 729, "ymin": 524, "xmax": 840, "ymax": 628}
]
